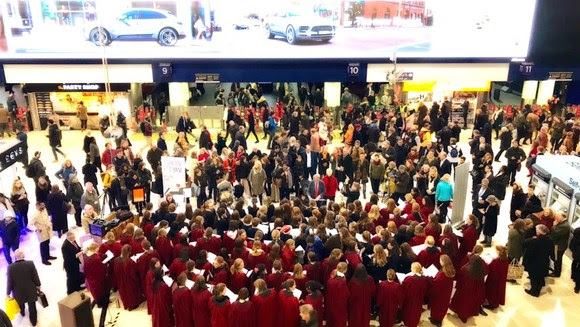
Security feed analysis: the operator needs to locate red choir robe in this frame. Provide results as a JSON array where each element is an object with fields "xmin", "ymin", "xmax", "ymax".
[
  {"xmin": 246, "ymin": 251, "xmax": 268, "ymax": 270},
  {"xmin": 321, "ymin": 259, "xmax": 339, "ymax": 285},
  {"xmin": 131, "ymin": 239, "xmax": 145, "ymax": 254},
  {"xmin": 439, "ymin": 233, "xmax": 459, "ymax": 262},
  {"xmin": 113, "ymin": 257, "xmax": 144, "ymax": 310},
  {"xmin": 344, "ymin": 251, "xmax": 363, "ymax": 273},
  {"xmin": 152, "ymin": 282, "xmax": 174, "ymax": 327},
  {"xmin": 325, "ymin": 275, "xmax": 350, "ymax": 327},
  {"xmin": 304, "ymin": 291, "xmax": 324, "ymax": 327},
  {"xmin": 83, "ymin": 253, "xmax": 109, "ymax": 303},
  {"xmin": 155, "ymin": 237, "xmax": 174, "ymax": 266},
  {"xmin": 169, "ymin": 259, "xmax": 188, "ymax": 280},
  {"xmin": 229, "ymin": 300, "xmax": 256, "ymax": 327},
  {"xmin": 304, "ymin": 263, "xmax": 322, "ymax": 284},
  {"xmin": 265, "ymin": 272, "xmax": 290, "ymax": 291},
  {"xmin": 143, "ymin": 223, "xmax": 154, "ymax": 240},
  {"xmin": 172, "ymin": 286, "xmax": 194, "ymax": 327},
  {"xmin": 348, "ymin": 276, "xmax": 377, "ymax": 327},
  {"xmin": 277, "ymin": 290, "xmax": 300, "ymax": 327},
  {"xmin": 417, "ymin": 247, "xmax": 442, "ymax": 269},
  {"xmin": 99, "ymin": 241, "xmax": 122, "ymax": 257},
  {"xmin": 409, "ymin": 235, "xmax": 426, "ymax": 247},
  {"xmin": 424, "ymin": 225, "xmax": 441, "ymax": 244},
  {"xmin": 211, "ymin": 268, "xmax": 229, "ymax": 285},
  {"xmin": 189, "ymin": 228, "xmax": 204, "ymax": 242},
  {"xmin": 232, "ymin": 248, "xmax": 249, "ymax": 265},
  {"xmin": 172, "ymin": 243, "xmax": 195, "ymax": 260},
  {"xmin": 145, "ymin": 269, "xmax": 155, "ymax": 314},
  {"xmin": 229, "ymin": 272, "xmax": 249, "ymax": 293},
  {"xmin": 485, "ymin": 258, "xmax": 509, "ymax": 308},
  {"xmin": 191, "ymin": 288, "xmax": 212, "ymax": 327},
  {"xmin": 401, "ymin": 275, "xmax": 428, "ymax": 327},
  {"xmin": 427, "ymin": 271, "xmax": 454, "ymax": 322},
  {"xmin": 197, "ymin": 236, "xmax": 222, "ymax": 254},
  {"xmin": 376, "ymin": 280, "xmax": 402, "ymax": 327},
  {"xmin": 209, "ymin": 296, "xmax": 231, "ymax": 327},
  {"xmin": 281, "ymin": 248, "xmax": 297, "ymax": 272},
  {"xmin": 252, "ymin": 289, "xmax": 278, "ymax": 327},
  {"xmin": 222, "ymin": 231, "xmax": 237, "ymax": 252},
  {"xmin": 450, "ymin": 265, "xmax": 488, "ymax": 322},
  {"xmin": 136, "ymin": 250, "xmax": 160, "ymax": 292},
  {"xmin": 294, "ymin": 276, "xmax": 309, "ymax": 296},
  {"xmin": 457, "ymin": 225, "xmax": 477, "ymax": 266}
]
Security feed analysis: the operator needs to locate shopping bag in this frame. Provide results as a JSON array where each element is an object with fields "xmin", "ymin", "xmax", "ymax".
[
  {"xmin": 5, "ymin": 298, "xmax": 20, "ymax": 320},
  {"xmin": 507, "ymin": 259, "xmax": 524, "ymax": 280},
  {"xmin": 37, "ymin": 289, "xmax": 49, "ymax": 308}
]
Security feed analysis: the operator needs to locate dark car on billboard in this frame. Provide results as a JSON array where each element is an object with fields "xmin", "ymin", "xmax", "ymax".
[
  {"xmin": 264, "ymin": 12, "xmax": 336, "ymax": 44},
  {"xmin": 85, "ymin": 9, "xmax": 186, "ymax": 46}
]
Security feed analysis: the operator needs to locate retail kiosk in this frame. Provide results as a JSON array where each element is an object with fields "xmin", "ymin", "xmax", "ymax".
[{"xmin": 531, "ymin": 164, "xmax": 552, "ymax": 207}]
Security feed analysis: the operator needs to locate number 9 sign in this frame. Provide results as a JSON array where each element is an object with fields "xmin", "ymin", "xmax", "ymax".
[{"xmin": 159, "ymin": 63, "xmax": 172, "ymax": 77}]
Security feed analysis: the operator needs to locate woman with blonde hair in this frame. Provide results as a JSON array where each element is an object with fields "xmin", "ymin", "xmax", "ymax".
[
  {"xmin": 428, "ymin": 254, "xmax": 456, "ymax": 326},
  {"xmin": 401, "ymin": 262, "xmax": 428, "ymax": 327},
  {"xmin": 228, "ymin": 258, "xmax": 249, "ymax": 293},
  {"xmin": 377, "ymin": 269, "xmax": 402, "ymax": 327},
  {"xmin": 435, "ymin": 173, "xmax": 453, "ymax": 223},
  {"xmin": 293, "ymin": 263, "xmax": 309, "ymax": 294},
  {"xmin": 368, "ymin": 204, "xmax": 380, "ymax": 222},
  {"xmin": 11, "ymin": 179, "xmax": 30, "ymax": 232},
  {"xmin": 364, "ymin": 244, "xmax": 389, "ymax": 283}
]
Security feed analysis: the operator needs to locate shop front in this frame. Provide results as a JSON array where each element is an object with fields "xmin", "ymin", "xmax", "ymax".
[{"xmin": 22, "ymin": 83, "xmax": 132, "ymax": 130}]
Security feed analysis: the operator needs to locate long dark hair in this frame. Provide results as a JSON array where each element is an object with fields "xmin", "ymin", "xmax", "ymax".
[
  {"xmin": 152, "ymin": 268, "xmax": 164, "ymax": 291},
  {"xmin": 467, "ymin": 255, "xmax": 486, "ymax": 280},
  {"xmin": 352, "ymin": 264, "xmax": 369, "ymax": 283}
]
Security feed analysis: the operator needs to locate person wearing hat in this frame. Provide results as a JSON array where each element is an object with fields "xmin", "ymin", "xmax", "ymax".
[
  {"xmin": 483, "ymin": 195, "xmax": 500, "ymax": 247},
  {"xmin": 0, "ymin": 214, "xmax": 19, "ymax": 264}
]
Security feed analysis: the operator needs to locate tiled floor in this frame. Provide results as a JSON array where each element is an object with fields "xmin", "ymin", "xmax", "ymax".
[{"xmin": 1, "ymin": 127, "xmax": 578, "ymax": 327}]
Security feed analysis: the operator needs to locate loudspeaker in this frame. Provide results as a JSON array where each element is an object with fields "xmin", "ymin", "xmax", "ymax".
[{"xmin": 58, "ymin": 292, "xmax": 94, "ymax": 327}]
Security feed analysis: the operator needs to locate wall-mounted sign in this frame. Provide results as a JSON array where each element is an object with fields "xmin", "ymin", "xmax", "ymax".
[
  {"xmin": 195, "ymin": 73, "xmax": 220, "ymax": 82},
  {"xmin": 159, "ymin": 63, "xmax": 173, "ymax": 77},
  {"xmin": 0, "ymin": 141, "xmax": 25, "ymax": 173},
  {"xmin": 347, "ymin": 63, "xmax": 360, "ymax": 77},
  {"xmin": 387, "ymin": 71, "xmax": 414, "ymax": 82},
  {"xmin": 58, "ymin": 84, "xmax": 101, "ymax": 91},
  {"xmin": 548, "ymin": 72, "xmax": 573, "ymax": 80},
  {"xmin": 519, "ymin": 62, "xmax": 534, "ymax": 75}
]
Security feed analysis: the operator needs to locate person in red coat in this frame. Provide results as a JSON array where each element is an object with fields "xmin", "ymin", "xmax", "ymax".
[
  {"xmin": 304, "ymin": 252, "xmax": 323, "ymax": 284},
  {"xmin": 252, "ymin": 279, "xmax": 278, "ymax": 327},
  {"xmin": 83, "ymin": 243, "xmax": 111, "ymax": 327},
  {"xmin": 377, "ymin": 269, "xmax": 402, "ymax": 327},
  {"xmin": 278, "ymin": 279, "xmax": 300, "ymax": 327},
  {"xmin": 292, "ymin": 263, "xmax": 309, "ymax": 295},
  {"xmin": 417, "ymin": 236, "xmax": 442, "ymax": 269},
  {"xmin": 136, "ymin": 240, "xmax": 159, "ymax": 294},
  {"xmin": 325, "ymin": 262, "xmax": 350, "ymax": 327},
  {"xmin": 348, "ymin": 264, "xmax": 376, "ymax": 327},
  {"xmin": 155, "ymin": 229, "xmax": 174, "ymax": 267},
  {"xmin": 321, "ymin": 249, "xmax": 342, "ymax": 285},
  {"xmin": 401, "ymin": 262, "xmax": 429, "ymax": 327},
  {"xmin": 229, "ymin": 288, "xmax": 256, "ymax": 327},
  {"xmin": 457, "ymin": 215, "xmax": 479, "ymax": 267},
  {"xmin": 151, "ymin": 268, "xmax": 174, "ymax": 327},
  {"xmin": 322, "ymin": 168, "xmax": 339, "ymax": 201},
  {"xmin": 484, "ymin": 245, "xmax": 509, "ymax": 310},
  {"xmin": 210, "ymin": 255, "xmax": 229, "ymax": 284},
  {"xmin": 247, "ymin": 241, "xmax": 268, "ymax": 270},
  {"xmin": 229, "ymin": 258, "xmax": 249, "ymax": 293},
  {"xmin": 172, "ymin": 273, "xmax": 194, "ymax": 327},
  {"xmin": 343, "ymin": 240, "xmax": 363, "ymax": 274},
  {"xmin": 427, "ymin": 255, "xmax": 456, "ymax": 327},
  {"xmin": 145, "ymin": 258, "xmax": 161, "ymax": 314},
  {"xmin": 190, "ymin": 276, "xmax": 212, "ymax": 327},
  {"xmin": 99, "ymin": 232, "xmax": 122, "ymax": 257},
  {"xmin": 281, "ymin": 239, "xmax": 298, "ymax": 272},
  {"xmin": 424, "ymin": 214, "xmax": 442, "ymax": 244},
  {"xmin": 303, "ymin": 281, "xmax": 324, "ymax": 327},
  {"xmin": 113, "ymin": 244, "xmax": 145, "ymax": 310},
  {"xmin": 450, "ymin": 254, "xmax": 489, "ymax": 323},
  {"xmin": 209, "ymin": 283, "xmax": 231, "ymax": 327},
  {"xmin": 169, "ymin": 250, "xmax": 189, "ymax": 280}
]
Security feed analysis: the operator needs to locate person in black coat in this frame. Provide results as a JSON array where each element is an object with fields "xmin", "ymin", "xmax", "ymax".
[
  {"xmin": 66, "ymin": 176, "xmax": 84, "ymax": 227},
  {"xmin": 61, "ymin": 232, "xmax": 84, "ymax": 294},
  {"xmin": 47, "ymin": 119, "xmax": 66, "ymax": 161},
  {"xmin": 483, "ymin": 196, "xmax": 499, "ymax": 246},
  {"xmin": 157, "ymin": 132, "xmax": 168, "ymax": 152},
  {"xmin": 367, "ymin": 123, "xmax": 380, "ymax": 145},
  {"xmin": 6, "ymin": 250, "xmax": 41, "ymax": 326},
  {"xmin": 490, "ymin": 166, "xmax": 510, "ymax": 201},
  {"xmin": 0, "ymin": 215, "xmax": 19, "ymax": 264},
  {"xmin": 495, "ymin": 127, "xmax": 512, "ymax": 161},
  {"xmin": 472, "ymin": 179, "xmax": 493, "ymax": 236},
  {"xmin": 520, "ymin": 184, "xmax": 542, "ymax": 218},
  {"xmin": 523, "ymin": 225, "xmax": 554, "ymax": 297},
  {"xmin": 234, "ymin": 126, "xmax": 248, "ymax": 150},
  {"xmin": 569, "ymin": 227, "xmax": 580, "ymax": 293},
  {"xmin": 46, "ymin": 184, "xmax": 69, "ymax": 237},
  {"xmin": 437, "ymin": 152, "xmax": 452, "ymax": 177},
  {"xmin": 510, "ymin": 182, "xmax": 527, "ymax": 222}
]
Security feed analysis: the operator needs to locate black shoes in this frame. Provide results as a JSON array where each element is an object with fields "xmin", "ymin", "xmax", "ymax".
[
  {"xmin": 48, "ymin": 256, "xmax": 57, "ymax": 260},
  {"xmin": 479, "ymin": 307, "xmax": 488, "ymax": 316},
  {"xmin": 525, "ymin": 289, "xmax": 539, "ymax": 297},
  {"xmin": 42, "ymin": 261, "xmax": 52, "ymax": 265}
]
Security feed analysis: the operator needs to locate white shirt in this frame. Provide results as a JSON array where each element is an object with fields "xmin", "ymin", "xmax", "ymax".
[{"xmin": 306, "ymin": 152, "xmax": 312, "ymax": 168}]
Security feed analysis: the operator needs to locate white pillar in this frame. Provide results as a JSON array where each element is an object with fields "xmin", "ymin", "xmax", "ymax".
[
  {"xmin": 168, "ymin": 82, "xmax": 190, "ymax": 107},
  {"xmin": 522, "ymin": 80, "xmax": 539, "ymax": 105},
  {"xmin": 536, "ymin": 80, "xmax": 556, "ymax": 106},
  {"xmin": 324, "ymin": 82, "xmax": 341, "ymax": 107}
]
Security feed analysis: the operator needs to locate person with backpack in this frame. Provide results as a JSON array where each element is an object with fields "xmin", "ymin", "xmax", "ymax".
[
  {"xmin": 48, "ymin": 119, "xmax": 66, "ymax": 162},
  {"xmin": 446, "ymin": 138, "xmax": 463, "ymax": 174},
  {"xmin": 26, "ymin": 151, "xmax": 46, "ymax": 183}
]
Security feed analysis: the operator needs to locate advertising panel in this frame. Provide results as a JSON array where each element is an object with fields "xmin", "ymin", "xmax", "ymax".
[{"xmin": 0, "ymin": 0, "xmax": 537, "ymax": 60}]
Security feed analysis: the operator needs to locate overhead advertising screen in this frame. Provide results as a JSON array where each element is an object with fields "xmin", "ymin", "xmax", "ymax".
[{"xmin": 0, "ymin": 0, "xmax": 537, "ymax": 60}]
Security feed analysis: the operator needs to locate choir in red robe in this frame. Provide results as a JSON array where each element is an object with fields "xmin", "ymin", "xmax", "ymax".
[
  {"xmin": 190, "ymin": 277, "xmax": 212, "ymax": 327},
  {"xmin": 151, "ymin": 269, "xmax": 174, "ymax": 327},
  {"xmin": 172, "ymin": 279, "xmax": 193, "ymax": 327},
  {"xmin": 277, "ymin": 282, "xmax": 300, "ymax": 327},
  {"xmin": 401, "ymin": 263, "xmax": 429, "ymax": 327},
  {"xmin": 347, "ymin": 265, "xmax": 376, "ymax": 327},
  {"xmin": 325, "ymin": 263, "xmax": 350, "ymax": 327},
  {"xmin": 113, "ymin": 245, "xmax": 145, "ymax": 310},
  {"xmin": 377, "ymin": 275, "xmax": 402, "ymax": 327},
  {"xmin": 450, "ymin": 255, "xmax": 489, "ymax": 323},
  {"xmin": 252, "ymin": 281, "xmax": 278, "ymax": 327},
  {"xmin": 485, "ymin": 246, "xmax": 509, "ymax": 309}
]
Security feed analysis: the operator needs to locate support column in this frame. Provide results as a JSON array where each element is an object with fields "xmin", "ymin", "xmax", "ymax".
[
  {"xmin": 537, "ymin": 80, "xmax": 556, "ymax": 106},
  {"xmin": 522, "ymin": 80, "xmax": 539, "ymax": 105},
  {"xmin": 130, "ymin": 83, "xmax": 143, "ymax": 108}
]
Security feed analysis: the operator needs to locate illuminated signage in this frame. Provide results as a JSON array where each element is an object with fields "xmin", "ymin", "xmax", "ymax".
[{"xmin": 59, "ymin": 84, "xmax": 101, "ymax": 91}]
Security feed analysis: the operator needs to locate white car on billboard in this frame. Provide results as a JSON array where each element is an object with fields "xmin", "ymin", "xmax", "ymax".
[
  {"xmin": 264, "ymin": 13, "xmax": 336, "ymax": 44},
  {"xmin": 86, "ymin": 9, "xmax": 186, "ymax": 46}
]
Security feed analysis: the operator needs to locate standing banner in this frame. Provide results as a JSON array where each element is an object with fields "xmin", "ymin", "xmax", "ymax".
[
  {"xmin": 451, "ymin": 162, "xmax": 470, "ymax": 227},
  {"xmin": 161, "ymin": 156, "xmax": 186, "ymax": 193}
]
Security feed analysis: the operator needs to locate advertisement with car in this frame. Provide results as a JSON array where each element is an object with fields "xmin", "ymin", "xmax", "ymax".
[{"xmin": 0, "ymin": 0, "xmax": 536, "ymax": 59}]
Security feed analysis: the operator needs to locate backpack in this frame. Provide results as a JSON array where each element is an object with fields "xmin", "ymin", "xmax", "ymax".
[
  {"xmin": 449, "ymin": 145, "xmax": 459, "ymax": 158},
  {"xmin": 25, "ymin": 164, "xmax": 35, "ymax": 178}
]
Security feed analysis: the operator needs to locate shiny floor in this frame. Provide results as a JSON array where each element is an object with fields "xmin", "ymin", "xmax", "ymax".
[{"xmin": 0, "ymin": 127, "xmax": 577, "ymax": 327}]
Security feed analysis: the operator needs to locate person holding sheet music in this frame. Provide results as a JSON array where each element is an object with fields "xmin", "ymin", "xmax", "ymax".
[
  {"xmin": 427, "ymin": 254, "xmax": 456, "ymax": 327},
  {"xmin": 278, "ymin": 279, "xmax": 301, "ymax": 327},
  {"xmin": 151, "ymin": 267, "xmax": 174, "ymax": 327},
  {"xmin": 229, "ymin": 287, "xmax": 256, "ymax": 327},
  {"xmin": 450, "ymin": 254, "xmax": 489, "ymax": 323},
  {"xmin": 113, "ymin": 244, "xmax": 144, "ymax": 311},
  {"xmin": 61, "ymin": 231, "xmax": 83, "ymax": 295},
  {"xmin": 83, "ymin": 243, "xmax": 111, "ymax": 327},
  {"xmin": 172, "ymin": 273, "xmax": 194, "ymax": 327},
  {"xmin": 347, "ymin": 264, "xmax": 376, "ymax": 327},
  {"xmin": 209, "ymin": 283, "xmax": 231, "ymax": 327},
  {"xmin": 191, "ymin": 276, "xmax": 212, "ymax": 327},
  {"xmin": 376, "ymin": 269, "xmax": 402, "ymax": 327},
  {"xmin": 401, "ymin": 262, "xmax": 428, "ymax": 327}
]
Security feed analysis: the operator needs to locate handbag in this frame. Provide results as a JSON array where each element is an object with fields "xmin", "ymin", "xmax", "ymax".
[
  {"xmin": 5, "ymin": 298, "xmax": 20, "ymax": 320},
  {"xmin": 37, "ymin": 289, "xmax": 49, "ymax": 308},
  {"xmin": 507, "ymin": 259, "xmax": 524, "ymax": 280}
]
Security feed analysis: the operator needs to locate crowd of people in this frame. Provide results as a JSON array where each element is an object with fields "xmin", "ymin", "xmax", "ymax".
[{"xmin": 1, "ymin": 83, "xmax": 580, "ymax": 327}]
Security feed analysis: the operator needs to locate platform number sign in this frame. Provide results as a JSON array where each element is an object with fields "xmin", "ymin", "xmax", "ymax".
[
  {"xmin": 348, "ymin": 63, "xmax": 360, "ymax": 78},
  {"xmin": 159, "ymin": 63, "xmax": 172, "ymax": 77}
]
